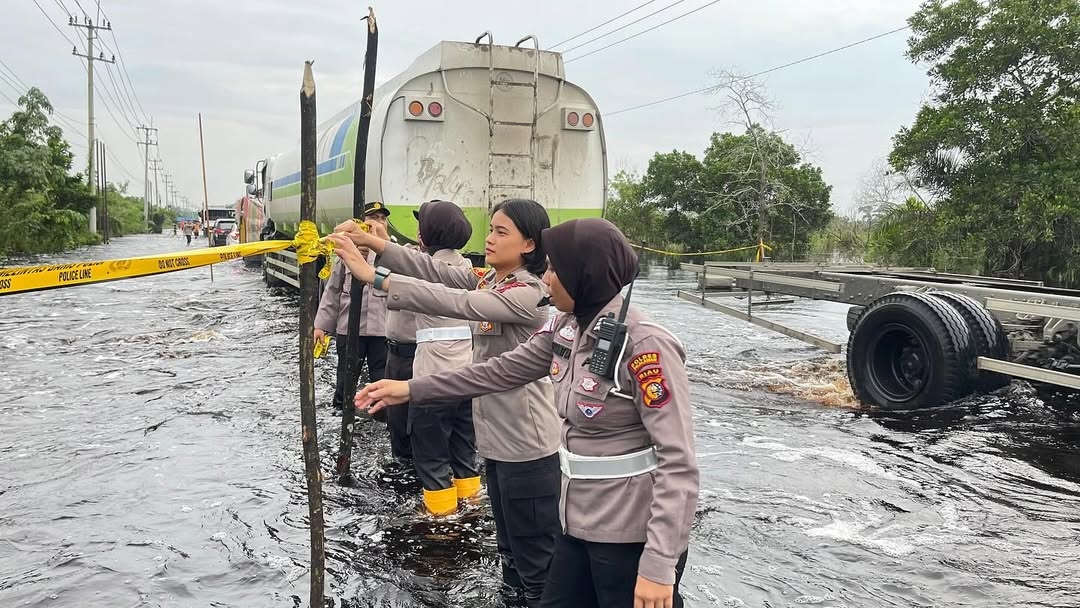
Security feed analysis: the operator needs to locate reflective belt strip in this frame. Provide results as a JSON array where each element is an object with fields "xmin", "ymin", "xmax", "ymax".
[
  {"xmin": 415, "ymin": 326, "xmax": 472, "ymax": 343},
  {"xmin": 558, "ymin": 446, "xmax": 658, "ymax": 480}
]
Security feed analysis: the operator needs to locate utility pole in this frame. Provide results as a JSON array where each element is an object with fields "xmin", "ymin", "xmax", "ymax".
[
  {"xmin": 149, "ymin": 158, "xmax": 163, "ymax": 212},
  {"xmin": 70, "ymin": 4, "xmax": 114, "ymax": 235},
  {"xmin": 136, "ymin": 124, "xmax": 158, "ymax": 222},
  {"xmin": 163, "ymin": 172, "xmax": 173, "ymax": 210}
]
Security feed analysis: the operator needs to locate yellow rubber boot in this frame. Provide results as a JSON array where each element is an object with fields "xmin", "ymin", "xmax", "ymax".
[
  {"xmin": 423, "ymin": 487, "xmax": 458, "ymax": 516},
  {"xmin": 453, "ymin": 476, "xmax": 482, "ymax": 500}
]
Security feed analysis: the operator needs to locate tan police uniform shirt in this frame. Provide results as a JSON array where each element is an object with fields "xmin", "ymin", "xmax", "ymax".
[
  {"xmin": 314, "ymin": 252, "xmax": 387, "ymax": 337},
  {"xmin": 378, "ymin": 241, "xmax": 559, "ymax": 462},
  {"xmin": 408, "ymin": 248, "xmax": 473, "ymax": 378},
  {"xmin": 408, "ymin": 295, "xmax": 699, "ymax": 585}
]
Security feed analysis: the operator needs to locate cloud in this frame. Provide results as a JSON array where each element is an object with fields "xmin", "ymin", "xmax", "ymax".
[{"xmin": 2, "ymin": 0, "xmax": 929, "ymax": 217}]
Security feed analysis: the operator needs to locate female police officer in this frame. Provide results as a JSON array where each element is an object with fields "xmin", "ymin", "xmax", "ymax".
[
  {"xmin": 337, "ymin": 218, "xmax": 699, "ymax": 608},
  {"xmin": 331, "ymin": 199, "xmax": 560, "ymax": 607}
]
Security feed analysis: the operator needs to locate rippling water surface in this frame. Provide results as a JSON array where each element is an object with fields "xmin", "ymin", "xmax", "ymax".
[{"xmin": 2, "ymin": 234, "xmax": 1079, "ymax": 607}]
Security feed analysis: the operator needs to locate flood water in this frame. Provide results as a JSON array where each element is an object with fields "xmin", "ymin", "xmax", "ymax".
[{"xmin": 2, "ymin": 234, "xmax": 1079, "ymax": 608}]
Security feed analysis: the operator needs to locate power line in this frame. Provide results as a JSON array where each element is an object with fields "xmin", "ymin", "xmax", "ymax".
[
  {"xmin": 95, "ymin": 4, "xmax": 150, "ymax": 124},
  {"xmin": 98, "ymin": 40, "xmax": 145, "ymax": 123},
  {"xmin": 605, "ymin": 25, "xmax": 912, "ymax": 116},
  {"xmin": 101, "ymin": 139, "xmax": 138, "ymax": 182},
  {"xmin": 0, "ymin": 57, "xmax": 30, "ymax": 90},
  {"xmin": 566, "ymin": 0, "xmax": 725, "ymax": 62},
  {"xmin": 31, "ymin": 0, "xmax": 82, "ymax": 49},
  {"xmin": 562, "ymin": 0, "xmax": 689, "ymax": 55},
  {"xmin": 102, "ymin": 61, "xmax": 141, "ymax": 124},
  {"xmin": 0, "ymin": 69, "xmax": 23, "ymax": 97},
  {"xmin": 94, "ymin": 80, "xmax": 139, "ymax": 142},
  {"xmin": 70, "ymin": 0, "xmax": 90, "ymax": 18},
  {"xmin": 549, "ymin": 0, "xmax": 662, "ymax": 49},
  {"xmin": 52, "ymin": 0, "xmax": 72, "ymax": 17}
]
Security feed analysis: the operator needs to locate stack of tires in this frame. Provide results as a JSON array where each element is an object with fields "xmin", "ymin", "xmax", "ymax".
[{"xmin": 845, "ymin": 292, "xmax": 1009, "ymax": 410}]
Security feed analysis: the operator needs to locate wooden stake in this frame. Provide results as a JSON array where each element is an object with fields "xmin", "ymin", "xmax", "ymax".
[
  {"xmin": 298, "ymin": 61, "xmax": 326, "ymax": 608},
  {"xmin": 198, "ymin": 113, "xmax": 214, "ymax": 282},
  {"xmin": 336, "ymin": 6, "xmax": 379, "ymax": 485}
]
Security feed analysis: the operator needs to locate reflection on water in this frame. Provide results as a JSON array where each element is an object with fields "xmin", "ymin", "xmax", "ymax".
[{"xmin": 1, "ymin": 237, "xmax": 1078, "ymax": 607}]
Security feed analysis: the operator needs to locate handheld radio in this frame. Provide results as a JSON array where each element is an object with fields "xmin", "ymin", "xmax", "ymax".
[{"xmin": 587, "ymin": 281, "xmax": 635, "ymax": 380}]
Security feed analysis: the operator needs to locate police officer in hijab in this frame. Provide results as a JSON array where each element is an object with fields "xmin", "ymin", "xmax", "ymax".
[
  {"xmin": 407, "ymin": 201, "xmax": 479, "ymax": 516},
  {"xmin": 354, "ymin": 218, "xmax": 699, "ymax": 608}
]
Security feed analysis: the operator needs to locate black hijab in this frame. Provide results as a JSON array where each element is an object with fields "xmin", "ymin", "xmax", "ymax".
[
  {"xmin": 543, "ymin": 218, "xmax": 639, "ymax": 327},
  {"xmin": 417, "ymin": 200, "xmax": 472, "ymax": 252}
]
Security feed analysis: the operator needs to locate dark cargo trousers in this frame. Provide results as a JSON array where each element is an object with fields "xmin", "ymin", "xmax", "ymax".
[
  {"xmin": 332, "ymin": 334, "xmax": 387, "ymax": 411},
  {"xmin": 384, "ymin": 347, "xmax": 414, "ymax": 460},
  {"xmin": 486, "ymin": 452, "xmax": 561, "ymax": 606},
  {"xmin": 408, "ymin": 400, "xmax": 477, "ymax": 490},
  {"xmin": 539, "ymin": 533, "xmax": 689, "ymax": 608}
]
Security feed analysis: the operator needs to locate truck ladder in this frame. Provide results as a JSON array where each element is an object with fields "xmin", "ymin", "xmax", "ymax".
[{"xmin": 480, "ymin": 33, "xmax": 540, "ymax": 211}]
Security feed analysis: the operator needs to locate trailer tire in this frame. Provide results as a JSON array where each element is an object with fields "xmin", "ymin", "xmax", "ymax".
[
  {"xmin": 847, "ymin": 292, "xmax": 976, "ymax": 410},
  {"xmin": 846, "ymin": 305, "xmax": 866, "ymax": 332},
  {"xmin": 927, "ymin": 292, "xmax": 1010, "ymax": 392}
]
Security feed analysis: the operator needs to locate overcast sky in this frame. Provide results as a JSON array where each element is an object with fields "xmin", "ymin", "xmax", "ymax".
[{"xmin": 1, "ymin": 0, "xmax": 930, "ymax": 215}]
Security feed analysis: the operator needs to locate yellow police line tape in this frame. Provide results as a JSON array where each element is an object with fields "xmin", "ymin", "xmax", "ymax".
[
  {"xmin": 0, "ymin": 220, "xmax": 342, "ymax": 297},
  {"xmin": 631, "ymin": 239, "xmax": 773, "ymax": 261}
]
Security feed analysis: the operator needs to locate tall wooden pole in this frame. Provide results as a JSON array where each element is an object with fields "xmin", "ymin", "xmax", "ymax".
[
  {"xmin": 336, "ymin": 7, "xmax": 379, "ymax": 485},
  {"xmin": 298, "ymin": 61, "xmax": 326, "ymax": 608},
  {"xmin": 198, "ymin": 113, "xmax": 214, "ymax": 282}
]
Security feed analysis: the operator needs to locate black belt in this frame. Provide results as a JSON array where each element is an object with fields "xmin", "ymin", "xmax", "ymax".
[{"xmin": 387, "ymin": 339, "xmax": 417, "ymax": 358}]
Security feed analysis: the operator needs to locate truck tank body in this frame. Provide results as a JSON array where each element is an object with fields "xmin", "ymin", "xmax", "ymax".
[{"xmin": 259, "ymin": 40, "xmax": 607, "ymax": 255}]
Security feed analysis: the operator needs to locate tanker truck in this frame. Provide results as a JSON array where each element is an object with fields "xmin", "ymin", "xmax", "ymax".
[{"xmin": 238, "ymin": 34, "xmax": 607, "ymax": 286}]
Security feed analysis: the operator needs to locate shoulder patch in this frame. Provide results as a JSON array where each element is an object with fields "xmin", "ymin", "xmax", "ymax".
[
  {"xmin": 640, "ymin": 376, "xmax": 672, "ymax": 408},
  {"xmin": 628, "ymin": 351, "xmax": 660, "ymax": 374},
  {"xmin": 471, "ymin": 267, "xmax": 488, "ymax": 279},
  {"xmin": 495, "ymin": 281, "xmax": 528, "ymax": 293}
]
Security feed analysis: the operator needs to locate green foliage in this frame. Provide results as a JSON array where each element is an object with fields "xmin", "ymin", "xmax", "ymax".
[
  {"xmin": 0, "ymin": 87, "xmax": 148, "ymax": 257},
  {"xmin": 606, "ymin": 128, "xmax": 832, "ymax": 259},
  {"xmin": 604, "ymin": 170, "xmax": 665, "ymax": 245},
  {"xmin": 888, "ymin": 0, "xmax": 1080, "ymax": 283}
]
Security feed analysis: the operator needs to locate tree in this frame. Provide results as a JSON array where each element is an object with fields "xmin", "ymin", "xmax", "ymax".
[
  {"xmin": 0, "ymin": 88, "xmax": 97, "ymax": 255},
  {"xmin": 889, "ymin": 0, "xmax": 1080, "ymax": 283},
  {"xmin": 603, "ymin": 170, "xmax": 664, "ymax": 246},
  {"xmin": 699, "ymin": 70, "xmax": 833, "ymax": 259}
]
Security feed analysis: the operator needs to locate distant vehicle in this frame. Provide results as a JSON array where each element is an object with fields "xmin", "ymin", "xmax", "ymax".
[
  {"xmin": 211, "ymin": 218, "xmax": 236, "ymax": 247},
  {"xmin": 239, "ymin": 36, "xmax": 607, "ymax": 288}
]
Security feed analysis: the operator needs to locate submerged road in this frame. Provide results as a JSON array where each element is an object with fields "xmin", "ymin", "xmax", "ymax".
[{"xmin": 2, "ymin": 234, "xmax": 1078, "ymax": 607}]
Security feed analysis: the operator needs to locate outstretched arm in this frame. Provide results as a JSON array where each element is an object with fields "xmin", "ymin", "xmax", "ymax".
[{"xmin": 357, "ymin": 328, "xmax": 554, "ymax": 413}]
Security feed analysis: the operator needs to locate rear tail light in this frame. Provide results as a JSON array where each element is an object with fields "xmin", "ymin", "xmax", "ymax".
[
  {"xmin": 562, "ymin": 107, "xmax": 595, "ymax": 131},
  {"xmin": 404, "ymin": 97, "xmax": 445, "ymax": 122}
]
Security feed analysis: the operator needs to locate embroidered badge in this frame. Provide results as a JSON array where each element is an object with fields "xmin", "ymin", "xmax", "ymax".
[
  {"xmin": 579, "ymin": 377, "xmax": 599, "ymax": 392},
  {"xmin": 479, "ymin": 321, "xmax": 494, "ymax": 333},
  {"xmin": 641, "ymin": 377, "xmax": 672, "ymax": 408},
  {"xmin": 628, "ymin": 352, "xmax": 661, "ymax": 373},
  {"xmin": 472, "ymin": 267, "xmax": 488, "ymax": 279},
  {"xmin": 577, "ymin": 401, "xmax": 604, "ymax": 418},
  {"xmin": 495, "ymin": 281, "xmax": 528, "ymax": 293},
  {"xmin": 558, "ymin": 325, "xmax": 577, "ymax": 341},
  {"xmin": 636, "ymin": 367, "xmax": 663, "ymax": 382},
  {"xmin": 550, "ymin": 361, "xmax": 561, "ymax": 376}
]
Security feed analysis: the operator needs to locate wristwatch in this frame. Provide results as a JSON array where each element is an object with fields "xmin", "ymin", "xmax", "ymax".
[{"xmin": 373, "ymin": 266, "xmax": 392, "ymax": 291}]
